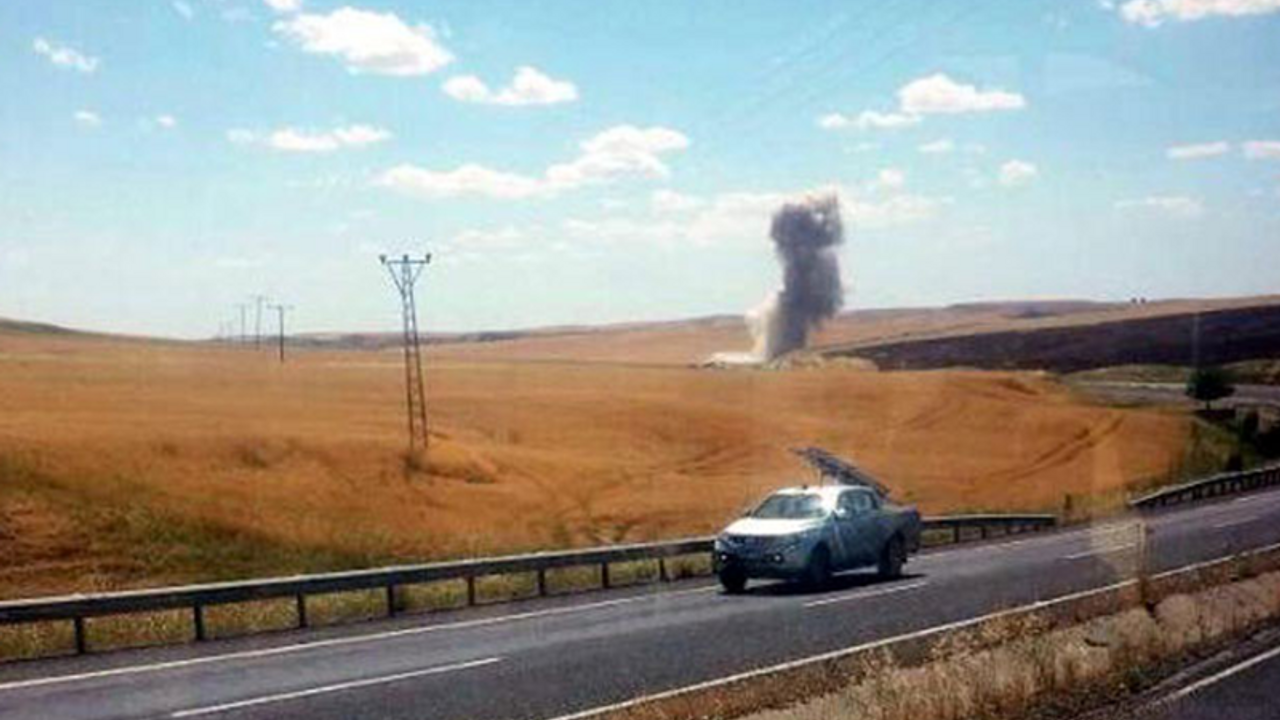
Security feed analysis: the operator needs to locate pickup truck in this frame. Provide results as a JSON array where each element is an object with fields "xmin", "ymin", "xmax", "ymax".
[{"xmin": 712, "ymin": 483, "xmax": 922, "ymax": 593}]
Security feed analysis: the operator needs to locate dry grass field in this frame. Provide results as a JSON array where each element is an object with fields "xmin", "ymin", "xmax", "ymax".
[{"xmin": 0, "ymin": 322, "xmax": 1194, "ymax": 600}]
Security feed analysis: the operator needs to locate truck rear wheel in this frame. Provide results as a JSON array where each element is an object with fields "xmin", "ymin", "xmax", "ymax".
[{"xmin": 878, "ymin": 535, "xmax": 906, "ymax": 579}]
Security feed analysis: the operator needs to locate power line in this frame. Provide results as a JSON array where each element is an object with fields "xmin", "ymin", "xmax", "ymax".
[
  {"xmin": 379, "ymin": 252, "xmax": 432, "ymax": 452},
  {"xmin": 267, "ymin": 303, "xmax": 293, "ymax": 364}
]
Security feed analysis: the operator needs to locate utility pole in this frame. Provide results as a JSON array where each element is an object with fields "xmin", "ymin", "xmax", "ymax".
[
  {"xmin": 267, "ymin": 303, "xmax": 292, "ymax": 363},
  {"xmin": 236, "ymin": 303, "xmax": 249, "ymax": 346},
  {"xmin": 380, "ymin": 253, "xmax": 431, "ymax": 452},
  {"xmin": 251, "ymin": 294, "xmax": 269, "ymax": 351}
]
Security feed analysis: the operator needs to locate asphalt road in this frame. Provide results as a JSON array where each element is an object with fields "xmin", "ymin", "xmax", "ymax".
[
  {"xmin": 2, "ymin": 490, "xmax": 1280, "ymax": 720},
  {"xmin": 1140, "ymin": 637, "xmax": 1280, "ymax": 720}
]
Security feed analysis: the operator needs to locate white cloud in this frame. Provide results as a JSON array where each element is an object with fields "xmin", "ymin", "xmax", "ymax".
[
  {"xmin": 1243, "ymin": 140, "xmax": 1280, "ymax": 159},
  {"xmin": 817, "ymin": 114, "xmax": 850, "ymax": 130},
  {"xmin": 378, "ymin": 125, "xmax": 688, "ymax": 200},
  {"xmin": 545, "ymin": 125, "xmax": 688, "ymax": 188},
  {"xmin": 845, "ymin": 192, "xmax": 949, "ymax": 229},
  {"xmin": 998, "ymin": 159, "xmax": 1038, "ymax": 187},
  {"xmin": 273, "ymin": 7, "xmax": 452, "ymax": 76},
  {"xmin": 443, "ymin": 66, "xmax": 577, "ymax": 106},
  {"xmin": 1119, "ymin": 0, "xmax": 1280, "ymax": 26},
  {"xmin": 454, "ymin": 183, "xmax": 949, "ymax": 258},
  {"xmin": 696, "ymin": 187, "xmax": 945, "ymax": 239},
  {"xmin": 857, "ymin": 110, "xmax": 922, "ymax": 129},
  {"xmin": 228, "ymin": 124, "xmax": 391, "ymax": 152},
  {"xmin": 264, "ymin": 0, "xmax": 302, "ymax": 13},
  {"xmin": 872, "ymin": 168, "xmax": 906, "ymax": 191},
  {"xmin": 1115, "ymin": 195, "xmax": 1204, "ymax": 217},
  {"xmin": 448, "ymin": 225, "xmax": 526, "ymax": 250},
  {"xmin": 651, "ymin": 189, "xmax": 704, "ymax": 213},
  {"xmin": 817, "ymin": 110, "xmax": 920, "ymax": 131},
  {"xmin": 156, "ymin": 114, "xmax": 177, "ymax": 129},
  {"xmin": 1166, "ymin": 141, "xmax": 1230, "ymax": 160},
  {"xmin": 898, "ymin": 73, "xmax": 1026, "ymax": 115},
  {"xmin": 73, "ymin": 110, "xmax": 101, "ymax": 128},
  {"xmin": 822, "ymin": 74, "xmax": 1024, "ymax": 137},
  {"xmin": 32, "ymin": 37, "xmax": 99, "ymax": 73},
  {"xmin": 173, "ymin": 1, "xmax": 194, "ymax": 20},
  {"xmin": 918, "ymin": 138, "xmax": 955, "ymax": 154},
  {"xmin": 220, "ymin": 7, "xmax": 254, "ymax": 23},
  {"xmin": 378, "ymin": 164, "xmax": 545, "ymax": 199},
  {"xmin": 596, "ymin": 184, "xmax": 945, "ymax": 247}
]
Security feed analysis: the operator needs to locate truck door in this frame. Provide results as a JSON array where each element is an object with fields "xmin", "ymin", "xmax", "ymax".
[{"xmin": 835, "ymin": 490, "xmax": 879, "ymax": 568}]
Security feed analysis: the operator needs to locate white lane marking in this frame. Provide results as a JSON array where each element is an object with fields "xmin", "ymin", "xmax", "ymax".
[
  {"xmin": 1061, "ymin": 543, "xmax": 1138, "ymax": 561},
  {"xmin": 1163, "ymin": 643, "xmax": 1280, "ymax": 703},
  {"xmin": 803, "ymin": 581, "xmax": 928, "ymax": 608},
  {"xmin": 168, "ymin": 656, "xmax": 502, "ymax": 718},
  {"xmin": 0, "ymin": 585, "xmax": 717, "ymax": 693},
  {"xmin": 541, "ymin": 579, "xmax": 1141, "ymax": 720},
  {"xmin": 1213, "ymin": 514, "xmax": 1262, "ymax": 530}
]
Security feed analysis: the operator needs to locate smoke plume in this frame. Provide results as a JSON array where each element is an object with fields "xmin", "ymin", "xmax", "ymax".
[{"xmin": 712, "ymin": 193, "xmax": 846, "ymax": 364}]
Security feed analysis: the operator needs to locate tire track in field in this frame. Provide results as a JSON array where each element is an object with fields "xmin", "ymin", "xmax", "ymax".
[{"xmin": 971, "ymin": 412, "xmax": 1126, "ymax": 486}]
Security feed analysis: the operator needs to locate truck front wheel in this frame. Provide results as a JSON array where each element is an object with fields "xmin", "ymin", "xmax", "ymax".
[{"xmin": 719, "ymin": 567, "xmax": 747, "ymax": 594}]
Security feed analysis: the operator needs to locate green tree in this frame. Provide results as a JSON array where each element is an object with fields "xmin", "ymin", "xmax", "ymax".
[{"xmin": 1185, "ymin": 366, "xmax": 1235, "ymax": 411}]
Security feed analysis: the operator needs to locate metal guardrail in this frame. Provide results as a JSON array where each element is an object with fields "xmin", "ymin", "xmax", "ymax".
[
  {"xmin": 1129, "ymin": 463, "xmax": 1280, "ymax": 510},
  {"xmin": 0, "ymin": 515, "xmax": 1055, "ymax": 656},
  {"xmin": 920, "ymin": 513, "xmax": 1056, "ymax": 544}
]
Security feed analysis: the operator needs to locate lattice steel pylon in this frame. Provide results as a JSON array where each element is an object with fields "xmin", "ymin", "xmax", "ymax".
[{"xmin": 380, "ymin": 253, "xmax": 432, "ymax": 451}]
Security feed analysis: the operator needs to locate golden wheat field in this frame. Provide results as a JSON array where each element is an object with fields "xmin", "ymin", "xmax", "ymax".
[{"xmin": 0, "ymin": 325, "xmax": 1191, "ymax": 599}]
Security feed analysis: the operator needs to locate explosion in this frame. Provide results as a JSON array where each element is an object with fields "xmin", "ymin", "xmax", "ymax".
[{"xmin": 710, "ymin": 193, "xmax": 846, "ymax": 365}]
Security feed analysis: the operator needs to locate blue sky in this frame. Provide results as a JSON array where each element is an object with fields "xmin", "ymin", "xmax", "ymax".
[{"xmin": 1, "ymin": 0, "xmax": 1278, "ymax": 338}]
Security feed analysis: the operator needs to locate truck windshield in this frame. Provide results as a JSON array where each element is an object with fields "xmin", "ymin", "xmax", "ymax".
[{"xmin": 751, "ymin": 494, "xmax": 827, "ymax": 519}]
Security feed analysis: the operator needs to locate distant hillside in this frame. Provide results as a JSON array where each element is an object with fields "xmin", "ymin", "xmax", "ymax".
[
  {"xmin": 834, "ymin": 303, "xmax": 1280, "ymax": 373},
  {"xmin": 285, "ymin": 296, "xmax": 1280, "ymax": 366},
  {"xmin": 0, "ymin": 318, "xmax": 80, "ymax": 335},
  {"xmin": 5, "ymin": 296, "xmax": 1278, "ymax": 368}
]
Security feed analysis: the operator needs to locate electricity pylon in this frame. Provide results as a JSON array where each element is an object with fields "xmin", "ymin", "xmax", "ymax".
[{"xmin": 380, "ymin": 253, "xmax": 432, "ymax": 451}]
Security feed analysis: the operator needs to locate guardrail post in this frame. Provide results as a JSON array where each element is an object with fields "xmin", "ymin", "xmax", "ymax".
[
  {"xmin": 73, "ymin": 617, "xmax": 86, "ymax": 655},
  {"xmin": 466, "ymin": 576, "xmax": 476, "ymax": 606},
  {"xmin": 193, "ymin": 604, "xmax": 206, "ymax": 641},
  {"xmin": 385, "ymin": 584, "xmax": 396, "ymax": 617},
  {"xmin": 979, "ymin": 525, "xmax": 989, "ymax": 540},
  {"xmin": 296, "ymin": 594, "xmax": 308, "ymax": 628},
  {"xmin": 536, "ymin": 569, "xmax": 547, "ymax": 597},
  {"xmin": 952, "ymin": 525, "xmax": 960, "ymax": 544},
  {"xmin": 601, "ymin": 563, "xmax": 611, "ymax": 589},
  {"xmin": 658, "ymin": 558, "xmax": 669, "ymax": 582}
]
